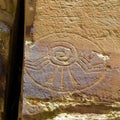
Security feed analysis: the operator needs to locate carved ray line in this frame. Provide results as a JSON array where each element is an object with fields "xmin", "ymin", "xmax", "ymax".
[
  {"xmin": 24, "ymin": 59, "xmax": 49, "ymax": 67},
  {"xmin": 91, "ymin": 65, "xmax": 105, "ymax": 71},
  {"xmin": 79, "ymin": 57, "xmax": 92, "ymax": 69},
  {"xmin": 25, "ymin": 54, "xmax": 47, "ymax": 62},
  {"xmin": 77, "ymin": 61, "xmax": 91, "ymax": 73},
  {"xmin": 25, "ymin": 56, "xmax": 49, "ymax": 66},
  {"xmin": 25, "ymin": 55, "xmax": 49, "ymax": 65},
  {"xmin": 25, "ymin": 60, "xmax": 50, "ymax": 71},
  {"xmin": 24, "ymin": 66, "xmax": 106, "ymax": 93},
  {"xmin": 92, "ymin": 63, "xmax": 105, "ymax": 67},
  {"xmin": 60, "ymin": 67, "xmax": 64, "ymax": 89},
  {"xmin": 77, "ymin": 60, "xmax": 90, "ymax": 73},
  {"xmin": 67, "ymin": 66, "xmax": 80, "ymax": 85},
  {"xmin": 25, "ymin": 59, "xmax": 49, "ymax": 68},
  {"xmin": 79, "ymin": 54, "xmax": 90, "ymax": 62},
  {"xmin": 24, "ymin": 66, "xmax": 63, "ymax": 93},
  {"xmin": 45, "ymin": 66, "xmax": 59, "ymax": 84},
  {"xmin": 79, "ymin": 56, "xmax": 105, "ymax": 68},
  {"xmin": 25, "ymin": 57, "xmax": 48, "ymax": 65},
  {"xmin": 25, "ymin": 57, "xmax": 49, "ymax": 67},
  {"xmin": 78, "ymin": 58, "xmax": 105, "ymax": 72},
  {"xmin": 76, "ymin": 61, "xmax": 102, "ymax": 73}
]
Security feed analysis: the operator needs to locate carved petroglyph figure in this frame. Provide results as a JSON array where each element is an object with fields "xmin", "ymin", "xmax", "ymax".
[{"xmin": 24, "ymin": 39, "xmax": 109, "ymax": 93}]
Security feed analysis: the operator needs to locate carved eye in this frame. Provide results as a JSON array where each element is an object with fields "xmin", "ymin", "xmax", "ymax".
[{"xmin": 88, "ymin": 54, "xmax": 94, "ymax": 60}]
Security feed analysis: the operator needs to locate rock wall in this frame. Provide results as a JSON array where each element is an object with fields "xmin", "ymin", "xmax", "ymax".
[
  {"xmin": 0, "ymin": 0, "xmax": 15, "ymax": 119},
  {"xmin": 23, "ymin": 0, "xmax": 120, "ymax": 119}
]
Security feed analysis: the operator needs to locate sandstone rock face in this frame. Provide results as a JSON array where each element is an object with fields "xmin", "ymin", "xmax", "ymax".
[{"xmin": 23, "ymin": 0, "xmax": 120, "ymax": 119}]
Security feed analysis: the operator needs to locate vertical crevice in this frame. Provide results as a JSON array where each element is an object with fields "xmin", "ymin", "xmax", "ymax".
[{"xmin": 4, "ymin": 0, "xmax": 24, "ymax": 119}]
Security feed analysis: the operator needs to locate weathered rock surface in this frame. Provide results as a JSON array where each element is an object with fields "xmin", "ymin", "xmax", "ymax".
[
  {"xmin": 23, "ymin": 0, "xmax": 120, "ymax": 119},
  {"xmin": 0, "ymin": 1, "xmax": 16, "ymax": 119},
  {"xmin": 0, "ymin": 22, "xmax": 10, "ymax": 120}
]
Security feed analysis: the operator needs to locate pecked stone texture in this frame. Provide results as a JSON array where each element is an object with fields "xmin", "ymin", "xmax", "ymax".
[{"xmin": 23, "ymin": 0, "xmax": 120, "ymax": 119}]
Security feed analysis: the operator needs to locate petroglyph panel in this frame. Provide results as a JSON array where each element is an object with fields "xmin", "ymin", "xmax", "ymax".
[
  {"xmin": 24, "ymin": 35, "xmax": 109, "ymax": 93},
  {"xmin": 23, "ymin": 0, "xmax": 120, "ymax": 119}
]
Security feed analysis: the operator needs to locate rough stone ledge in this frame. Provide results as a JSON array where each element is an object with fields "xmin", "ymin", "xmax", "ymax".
[{"xmin": 22, "ymin": 94, "xmax": 120, "ymax": 120}]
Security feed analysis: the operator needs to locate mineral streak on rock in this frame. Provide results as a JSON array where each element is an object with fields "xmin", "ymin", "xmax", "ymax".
[{"xmin": 23, "ymin": 0, "xmax": 120, "ymax": 119}]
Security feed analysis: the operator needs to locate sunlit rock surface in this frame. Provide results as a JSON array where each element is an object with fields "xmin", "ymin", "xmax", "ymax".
[{"xmin": 23, "ymin": 0, "xmax": 120, "ymax": 119}]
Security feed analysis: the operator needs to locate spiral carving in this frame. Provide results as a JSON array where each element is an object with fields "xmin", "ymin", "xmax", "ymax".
[{"xmin": 49, "ymin": 42, "xmax": 77, "ymax": 66}]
